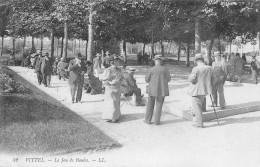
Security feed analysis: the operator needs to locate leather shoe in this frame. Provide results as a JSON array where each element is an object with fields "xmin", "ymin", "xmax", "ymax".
[{"xmin": 143, "ymin": 120, "xmax": 151, "ymax": 124}]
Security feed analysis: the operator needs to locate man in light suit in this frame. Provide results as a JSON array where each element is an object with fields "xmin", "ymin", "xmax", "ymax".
[
  {"xmin": 188, "ymin": 53, "xmax": 216, "ymax": 128},
  {"xmin": 68, "ymin": 53, "xmax": 87, "ymax": 103},
  {"xmin": 93, "ymin": 53, "xmax": 102, "ymax": 77},
  {"xmin": 144, "ymin": 55, "xmax": 171, "ymax": 125}
]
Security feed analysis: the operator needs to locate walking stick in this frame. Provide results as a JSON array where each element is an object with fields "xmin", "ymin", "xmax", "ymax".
[{"xmin": 209, "ymin": 94, "xmax": 220, "ymax": 125}]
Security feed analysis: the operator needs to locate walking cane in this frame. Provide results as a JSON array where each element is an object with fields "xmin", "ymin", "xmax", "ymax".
[{"xmin": 209, "ymin": 94, "xmax": 220, "ymax": 125}]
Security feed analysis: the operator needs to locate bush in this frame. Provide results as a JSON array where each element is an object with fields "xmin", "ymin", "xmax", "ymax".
[{"xmin": 0, "ymin": 66, "xmax": 30, "ymax": 93}]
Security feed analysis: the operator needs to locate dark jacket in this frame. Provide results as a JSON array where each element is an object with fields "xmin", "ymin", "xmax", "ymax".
[
  {"xmin": 145, "ymin": 65, "xmax": 171, "ymax": 97},
  {"xmin": 34, "ymin": 56, "xmax": 42, "ymax": 72},
  {"xmin": 41, "ymin": 57, "xmax": 52, "ymax": 75}
]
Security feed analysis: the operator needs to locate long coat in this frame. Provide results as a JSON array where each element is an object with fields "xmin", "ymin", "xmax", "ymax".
[
  {"xmin": 188, "ymin": 64, "xmax": 216, "ymax": 97},
  {"xmin": 93, "ymin": 57, "xmax": 102, "ymax": 70},
  {"xmin": 41, "ymin": 57, "xmax": 52, "ymax": 75},
  {"xmin": 34, "ymin": 56, "xmax": 42, "ymax": 73},
  {"xmin": 145, "ymin": 65, "xmax": 171, "ymax": 97},
  {"xmin": 68, "ymin": 59, "xmax": 87, "ymax": 85}
]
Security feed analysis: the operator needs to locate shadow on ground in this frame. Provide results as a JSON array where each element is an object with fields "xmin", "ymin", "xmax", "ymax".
[{"xmin": 0, "ymin": 66, "xmax": 121, "ymax": 155}]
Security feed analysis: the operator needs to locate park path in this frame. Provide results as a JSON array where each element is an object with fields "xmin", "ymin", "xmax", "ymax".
[{"xmin": 2, "ymin": 66, "xmax": 260, "ymax": 167}]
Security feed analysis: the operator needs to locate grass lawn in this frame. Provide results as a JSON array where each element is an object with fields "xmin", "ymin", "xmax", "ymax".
[{"xmin": 0, "ymin": 63, "xmax": 121, "ymax": 154}]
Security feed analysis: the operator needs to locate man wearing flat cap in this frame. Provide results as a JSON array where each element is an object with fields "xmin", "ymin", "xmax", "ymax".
[
  {"xmin": 68, "ymin": 53, "xmax": 87, "ymax": 103},
  {"xmin": 93, "ymin": 53, "xmax": 102, "ymax": 77},
  {"xmin": 121, "ymin": 68, "xmax": 144, "ymax": 106},
  {"xmin": 188, "ymin": 53, "xmax": 216, "ymax": 128},
  {"xmin": 144, "ymin": 55, "xmax": 171, "ymax": 125},
  {"xmin": 41, "ymin": 52, "xmax": 52, "ymax": 87},
  {"xmin": 212, "ymin": 51, "xmax": 227, "ymax": 109}
]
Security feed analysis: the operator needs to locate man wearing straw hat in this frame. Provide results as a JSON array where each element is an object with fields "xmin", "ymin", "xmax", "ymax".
[
  {"xmin": 144, "ymin": 55, "xmax": 171, "ymax": 125},
  {"xmin": 188, "ymin": 53, "xmax": 216, "ymax": 128}
]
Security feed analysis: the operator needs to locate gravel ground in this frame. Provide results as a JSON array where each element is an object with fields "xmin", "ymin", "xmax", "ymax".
[{"xmin": 1, "ymin": 66, "xmax": 260, "ymax": 167}]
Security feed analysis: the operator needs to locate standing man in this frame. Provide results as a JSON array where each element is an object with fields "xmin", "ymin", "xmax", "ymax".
[
  {"xmin": 41, "ymin": 52, "xmax": 52, "ymax": 87},
  {"xmin": 212, "ymin": 51, "xmax": 227, "ymax": 109},
  {"xmin": 93, "ymin": 53, "xmax": 102, "ymax": 77},
  {"xmin": 34, "ymin": 53, "xmax": 43, "ymax": 85},
  {"xmin": 121, "ymin": 68, "xmax": 145, "ymax": 106},
  {"xmin": 144, "ymin": 55, "xmax": 171, "ymax": 125},
  {"xmin": 68, "ymin": 53, "xmax": 87, "ymax": 103},
  {"xmin": 103, "ymin": 51, "xmax": 111, "ymax": 68},
  {"xmin": 188, "ymin": 53, "xmax": 216, "ymax": 128},
  {"xmin": 250, "ymin": 55, "xmax": 260, "ymax": 84},
  {"xmin": 234, "ymin": 53, "xmax": 246, "ymax": 82}
]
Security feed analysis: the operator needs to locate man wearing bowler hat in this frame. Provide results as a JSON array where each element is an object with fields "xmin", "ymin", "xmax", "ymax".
[
  {"xmin": 188, "ymin": 53, "xmax": 216, "ymax": 128},
  {"xmin": 68, "ymin": 53, "xmax": 87, "ymax": 103},
  {"xmin": 144, "ymin": 55, "xmax": 171, "ymax": 125}
]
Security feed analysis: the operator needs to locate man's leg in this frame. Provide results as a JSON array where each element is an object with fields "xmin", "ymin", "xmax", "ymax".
[
  {"xmin": 145, "ymin": 96, "xmax": 155, "ymax": 123},
  {"xmin": 133, "ymin": 88, "xmax": 143, "ymax": 105},
  {"xmin": 76, "ymin": 76, "xmax": 84, "ymax": 102},
  {"xmin": 218, "ymin": 83, "xmax": 225, "ymax": 109},
  {"xmin": 212, "ymin": 84, "xmax": 218, "ymax": 106},
  {"xmin": 42, "ymin": 73, "xmax": 47, "ymax": 86},
  {"xmin": 47, "ymin": 75, "xmax": 51, "ymax": 86},
  {"xmin": 154, "ymin": 96, "xmax": 165, "ymax": 125},
  {"xmin": 70, "ymin": 83, "xmax": 76, "ymax": 103},
  {"xmin": 192, "ymin": 96, "xmax": 204, "ymax": 127},
  {"xmin": 36, "ymin": 72, "xmax": 42, "ymax": 85}
]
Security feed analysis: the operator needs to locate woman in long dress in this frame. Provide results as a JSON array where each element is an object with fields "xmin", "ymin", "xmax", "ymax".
[{"xmin": 100, "ymin": 56, "xmax": 123, "ymax": 123}]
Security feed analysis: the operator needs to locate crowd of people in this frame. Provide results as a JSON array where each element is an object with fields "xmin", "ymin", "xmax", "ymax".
[{"xmin": 14, "ymin": 49, "xmax": 260, "ymax": 127}]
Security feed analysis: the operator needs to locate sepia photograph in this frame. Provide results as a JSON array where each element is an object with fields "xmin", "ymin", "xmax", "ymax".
[{"xmin": 0, "ymin": 0, "xmax": 260, "ymax": 166}]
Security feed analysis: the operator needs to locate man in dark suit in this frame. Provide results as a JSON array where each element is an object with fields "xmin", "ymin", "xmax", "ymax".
[
  {"xmin": 188, "ymin": 53, "xmax": 216, "ymax": 128},
  {"xmin": 68, "ymin": 53, "xmax": 87, "ymax": 103},
  {"xmin": 144, "ymin": 55, "xmax": 171, "ymax": 125},
  {"xmin": 121, "ymin": 68, "xmax": 144, "ymax": 106},
  {"xmin": 41, "ymin": 52, "xmax": 52, "ymax": 87},
  {"xmin": 103, "ymin": 51, "xmax": 111, "ymax": 68}
]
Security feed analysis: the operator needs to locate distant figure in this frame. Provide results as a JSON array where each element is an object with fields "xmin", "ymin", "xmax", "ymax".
[
  {"xmin": 250, "ymin": 55, "xmax": 260, "ymax": 84},
  {"xmin": 100, "ymin": 56, "xmax": 124, "ymax": 123},
  {"xmin": 8, "ymin": 53, "xmax": 15, "ymax": 66},
  {"xmin": 144, "ymin": 55, "xmax": 171, "ymax": 125},
  {"xmin": 41, "ymin": 52, "xmax": 52, "ymax": 87},
  {"xmin": 68, "ymin": 53, "xmax": 87, "ymax": 103},
  {"xmin": 93, "ymin": 53, "xmax": 102, "ymax": 77},
  {"xmin": 121, "ymin": 68, "xmax": 145, "ymax": 106},
  {"xmin": 188, "ymin": 53, "xmax": 216, "ymax": 128},
  {"xmin": 57, "ymin": 57, "xmax": 69, "ymax": 81},
  {"xmin": 143, "ymin": 52, "xmax": 149, "ymax": 65},
  {"xmin": 228, "ymin": 52, "xmax": 237, "ymax": 81},
  {"xmin": 52, "ymin": 57, "xmax": 60, "ymax": 75},
  {"xmin": 34, "ymin": 53, "xmax": 43, "ymax": 85},
  {"xmin": 234, "ymin": 53, "xmax": 246, "ymax": 82},
  {"xmin": 212, "ymin": 51, "xmax": 227, "ymax": 110},
  {"xmin": 137, "ymin": 52, "xmax": 142, "ymax": 65},
  {"xmin": 103, "ymin": 51, "xmax": 111, "ymax": 68},
  {"xmin": 242, "ymin": 53, "xmax": 247, "ymax": 62}
]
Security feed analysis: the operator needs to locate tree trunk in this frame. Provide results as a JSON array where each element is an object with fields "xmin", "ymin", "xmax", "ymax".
[
  {"xmin": 78, "ymin": 39, "xmax": 81, "ymax": 53},
  {"xmin": 160, "ymin": 40, "xmax": 164, "ymax": 57},
  {"xmin": 123, "ymin": 39, "xmax": 127, "ymax": 65},
  {"xmin": 229, "ymin": 42, "xmax": 232, "ymax": 54},
  {"xmin": 142, "ymin": 43, "xmax": 145, "ymax": 56},
  {"xmin": 177, "ymin": 41, "xmax": 181, "ymax": 61},
  {"xmin": 207, "ymin": 38, "xmax": 214, "ymax": 66},
  {"xmin": 40, "ymin": 36, "xmax": 43, "ymax": 53},
  {"xmin": 186, "ymin": 43, "xmax": 190, "ymax": 66},
  {"xmin": 12, "ymin": 38, "xmax": 15, "ymax": 57},
  {"xmin": 50, "ymin": 28, "xmax": 55, "ymax": 59},
  {"xmin": 22, "ymin": 36, "xmax": 26, "ymax": 54},
  {"xmin": 60, "ymin": 36, "xmax": 64, "ymax": 57},
  {"xmin": 1, "ymin": 36, "xmax": 4, "ymax": 57},
  {"xmin": 63, "ymin": 21, "xmax": 68, "ymax": 59},
  {"xmin": 56, "ymin": 38, "xmax": 59, "ymax": 57},
  {"xmin": 87, "ymin": 10, "xmax": 94, "ymax": 61},
  {"xmin": 151, "ymin": 21, "xmax": 155, "ymax": 59},
  {"xmin": 32, "ymin": 36, "xmax": 35, "ymax": 52},
  {"xmin": 218, "ymin": 37, "xmax": 221, "ymax": 53},
  {"xmin": 195, "ymin": 18, "xmax": 201, "ymax": 54},
  {"xmin": 85, "ymin": 41, "xmax": 88, "ymax": 59}
]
